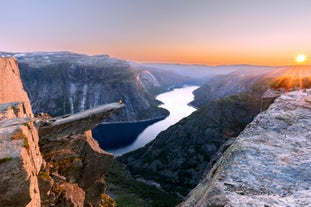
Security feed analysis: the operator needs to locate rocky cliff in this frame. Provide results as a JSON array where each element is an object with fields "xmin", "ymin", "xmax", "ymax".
[
  {"xmin": 0, "ymin": 57, "xmax": 42, "ymax": 206},
  {"xmin": 1, "ymin": 52, "xmax": 195, "ymax": 122},
  {"xmin": 180, "ymin": 89, "xmax": 311, "ymax": 207},
  {"xmin": 0, "ymin": 57, "xmax": 123, "ymax": 206},
  {"xmin": 0, "ymin": 57, "xmax": 32, "ymax": 114},
  {"xmin": 16, "ymin": 52, "xmax": 168, "ymax": 121}
]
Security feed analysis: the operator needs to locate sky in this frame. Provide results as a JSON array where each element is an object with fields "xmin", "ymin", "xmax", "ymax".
[{"xmin": 1, "ymin": 0, "xmax": 311, "ymax": 65}]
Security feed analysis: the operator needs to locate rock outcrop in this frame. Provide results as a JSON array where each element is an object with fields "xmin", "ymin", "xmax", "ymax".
[
  {"xmin": 37, "ymin": 104, "xmax": 123, "ymax": 206},
  {"xmin": 38, "ymin": 103, "xmax": 124, "ymax": 139},
  {"xmin": 180, "ymin": 90, "xmax": 311, "ymax": 207},
  {"xmin": 0, "ymin": 57, "xmax": 123, "ymax": 206},
  {"xmin": 0, "ymin": 57, "xmax": 42, "ymax": 207},
  {"xmin": 0, "ymin": 57, "xmax": 32, "ymax": 115},
  {"xmin": 261, "ymin": 88, "xmax": 285, "ymax": 111}
]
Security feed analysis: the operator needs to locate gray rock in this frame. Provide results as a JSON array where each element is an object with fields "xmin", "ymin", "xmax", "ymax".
[
  {"xmin": 180, "ymin": 90, "xmax": 311, "ymax": 207},
  {"xmin": 38, "ymin": 102, "xmax": 124, "ymax": 139},
  {"xmin": 0, "ymin": 57, "xmax": 42, "ymax": 207},
  {"xmin": 261, "ymin": 88, "xmax": 285, "ymax": 111}
]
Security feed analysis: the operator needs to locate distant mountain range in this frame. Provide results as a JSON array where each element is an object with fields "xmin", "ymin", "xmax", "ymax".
[
  {"xmin": 1, "ymin": 51, "xmax": 281, "ymax": 122},
  {"xmin": 143, "ymin": 63, "xmax": 278, "ymax": 79}
]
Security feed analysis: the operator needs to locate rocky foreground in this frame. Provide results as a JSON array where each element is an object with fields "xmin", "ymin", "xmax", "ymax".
[
  {"xmin": 180, "ymin": 90, "xmax": 311, "ymax": 207},
  {"xmin": 0, "ymin": 57, "xmax": 123, "ymax": 206}
]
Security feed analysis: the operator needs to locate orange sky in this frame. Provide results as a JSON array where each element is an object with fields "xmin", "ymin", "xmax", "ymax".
[{"xmin": 1, "ymin": 0, "xmax": 311, "ymax": 66}]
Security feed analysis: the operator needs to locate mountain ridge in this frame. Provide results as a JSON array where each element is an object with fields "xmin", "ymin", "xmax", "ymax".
[{"xmin": 1, "ymin": 52, "xmax": 187, "ymax": 121}]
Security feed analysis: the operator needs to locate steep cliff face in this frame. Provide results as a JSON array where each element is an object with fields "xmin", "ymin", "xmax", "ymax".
[
  {"xmin": 180, "ymin": 90, "xmax": 311, "ymax": 207},
  {"xmin": 0, "ymin": 57, "xmax": 32, "ymax": 115},
  {"xmin": 119, "ymin": 78, "xmax": 271, "ymax": 197},
  {"xmin": 136, "ymin": 66, "xmax": 197, "ymax": 95},
  {"xmin": 0, "ymin": 52, "xmax": 196, "ymax": 122},
  {"xmin": 13, "ymin": 52, "xmax": 169, "ymax": 122},
  {"xmin": 0, "ymin": 57, "xmax": 123, "ymax": 206},
  {"xmin": 0, "ymin": 102, "xmax": 42, "ymax": 207},
  {"xmin": 0, "ymin": 57, "xmax": 42, "ymax": 206}
]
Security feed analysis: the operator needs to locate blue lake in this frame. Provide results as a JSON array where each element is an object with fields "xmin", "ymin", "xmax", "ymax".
[{"xmin": 92, "ymin": 86, "xmax": 199, "ymax": 155}]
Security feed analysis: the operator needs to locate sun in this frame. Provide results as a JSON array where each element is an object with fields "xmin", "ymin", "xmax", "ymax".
[{"xmin": 296, "ymin": 54, "xmax": 306, "ymax": 63}]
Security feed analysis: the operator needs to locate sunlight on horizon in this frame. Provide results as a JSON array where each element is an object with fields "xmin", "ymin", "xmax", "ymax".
[
  {"xmin": 262, "ymin": 54, "xmax": 311, "ymax": 90},
  {"xmin": 296, "ymin": 54, "xmax": 306, "ymax": 63},
  {"xmin": 269, "ymin": 65, "xmax": 311, "ymax": 91}
]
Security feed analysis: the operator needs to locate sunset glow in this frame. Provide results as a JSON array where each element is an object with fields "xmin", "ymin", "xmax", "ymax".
[
  {"xmin": 1, "ymin": 1, "xmax": 311, "ymax": 65},
  {"xmin": 296, "ymin": 54, "xmax": 306, "ymax": 63},
  {"xmin": 269, "ymin": 65, "xmax": 311, "ymax": 91}
]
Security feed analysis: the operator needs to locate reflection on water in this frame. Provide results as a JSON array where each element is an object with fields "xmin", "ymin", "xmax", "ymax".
[
  {"xmin": 92, "ymin": 117, "xmax": 164, "ymax": 149},
  {"xmin": 92, "ymin": 86, "xmax": 199, "ymax": 155}
]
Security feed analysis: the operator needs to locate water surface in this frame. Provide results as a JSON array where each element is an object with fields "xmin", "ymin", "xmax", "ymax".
[{"xmin": 93, "ymin": 86, "xmax": 198, "ymax": 155}]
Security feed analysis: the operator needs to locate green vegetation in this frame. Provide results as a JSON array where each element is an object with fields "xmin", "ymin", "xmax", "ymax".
[
  {"xmin": 0, "ymin": 157, "xmax": 13, "ymax": 165},
  {"xmin": 100, "ymin": 194, "xmax": 117, "ymax": 207},
  {"xmin": 52, "ymin": 156, "xmax": 82, "ymax": 172},
  {"xmin": 23, "ymin": 122, "xmax": 32, "ymax": 130},
  {"xmin": 38, "ymin": 171, "xmax": 51, "ymax": 181},
  {"xmin": 11, "ymin": 130, "xmax": 30, "ymax": 149},
  {"xmin": 12, "ymin": 130, "xmax": 28, "ymax": 141},
  {"xmin": 23, "ymin": 138, "xmax": 30, "ymax": 149},
  {"xmin": 105, "ymin": 160, "xmax": 181, "ymax": 207}
]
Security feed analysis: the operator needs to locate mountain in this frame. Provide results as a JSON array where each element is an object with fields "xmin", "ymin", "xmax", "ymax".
[
  {"xmin": 118, "ymin": 77, "xmax": 272, "ymax": 197},
  {"xmin": 0, "ymin": 52, "xmax": 195, "ymax": 122},
  {"xmin": 190, "ymin": 66, "xmax": 279, "ymax": 108},
  {"xmin": 144, "ymin": 63, "xmax": 274, "ymax": 80}
]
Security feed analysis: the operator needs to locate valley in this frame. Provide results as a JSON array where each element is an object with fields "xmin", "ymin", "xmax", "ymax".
[
  {"xmin": 2, "ymin": 2, "xmax": 311, "ymax": 207},
  {"xmin": 1, "ymin": 52, "xmax": 311, "ymax": 207},
  {"xmin": 93, "ymin": 85, "xmax": 198, "ymax": 155}
]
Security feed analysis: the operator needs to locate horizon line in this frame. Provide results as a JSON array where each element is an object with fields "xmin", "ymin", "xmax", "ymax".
[{"xmin": 0, "ymin": 50, "xmax": 306, "ymax": 68}]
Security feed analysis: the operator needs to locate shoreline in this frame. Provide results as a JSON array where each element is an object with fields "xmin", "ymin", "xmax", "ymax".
[{"xmin": 100, "ymin": 115, "xmax": 168, "ymax": 125}]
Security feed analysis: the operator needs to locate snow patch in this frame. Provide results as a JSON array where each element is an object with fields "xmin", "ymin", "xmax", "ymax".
[
  {"xmin": 80, "ymin": 84, "xmax": 88, "ymax": 111},
  {"xmin": 69, "ymin": 83, "xmax": 76, "ymax": 113}
]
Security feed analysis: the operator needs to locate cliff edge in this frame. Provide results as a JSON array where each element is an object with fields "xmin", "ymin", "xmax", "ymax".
[
  {"xmin": 0, "ymin": 57, "xmax": 32, "ymax": 115},
  {"xmin": 180, "ymin": 89, "xmax": 311, "ymax": 207},
  {"xmin": 0, "ymin": 57, "xmax": 123, "ymax": 206},
  {"xmin": 0, "ymin": 57, "xmax": 42, "ymax": 206}
]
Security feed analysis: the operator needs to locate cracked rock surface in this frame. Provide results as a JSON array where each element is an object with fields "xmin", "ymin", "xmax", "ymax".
[{"xmin": 180, "ymin": 89, "xmax": 311, "ymax": 207}]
